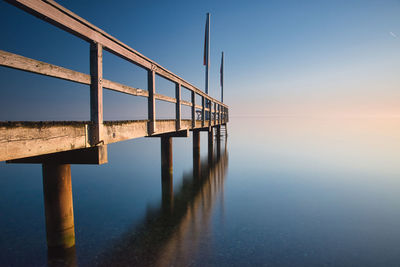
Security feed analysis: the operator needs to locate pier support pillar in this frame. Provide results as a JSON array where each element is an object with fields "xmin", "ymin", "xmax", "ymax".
[
  {"xmin": 216, "ymin": 125, "xmax": 221, "ymax": 159},
  {"xmin": 161, "ymin": 136, "xmax": 173, "ymax": 180},
  {"xmin": 42, "ymin": 164, "xmax": 75, "ymax": 250},
  {"xmin": 208, "ymin": 128, "xmax": 214, "ymax": 164},
  {"xmin": 161, "ymin": 136, "xmax": 173, "ymax": 212},
  {"xmin": 193, "ymin": 130, "xmax": 201, "ymax": 178}
]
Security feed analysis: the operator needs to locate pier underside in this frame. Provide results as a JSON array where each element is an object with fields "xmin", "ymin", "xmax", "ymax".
[{"xmin": 0, "ymin": 119, "xmax": 218, "ymax": 162}]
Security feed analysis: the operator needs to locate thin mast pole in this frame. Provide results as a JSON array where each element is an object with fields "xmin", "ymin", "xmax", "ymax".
[{"xmin": 205, "ymin": 13, "xmax": 210, "ymax": 95}]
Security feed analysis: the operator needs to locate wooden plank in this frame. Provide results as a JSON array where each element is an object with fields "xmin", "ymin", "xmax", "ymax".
[
  {"xmin": 147, "ymin": 129, "xmax": 188, "ymax": 138},
  {"xmin": 0, "ymin": 122, "xmax": 89, "ymax": 162},
  {"xmin": 0, "ymin": 49, "xmax": 90, "ymax": 84},
  {"xmin": 148, "ymin": 70, "xmax": 156, "ymax": 134},
  {"xmin": 7, "ymin": 146, "xmax": 107, "ymax": 165},
  {"xmin": 1, "ymin": 119, "xmax": 206, "ymax": 162},
  {"xmin": 90, "ymin": 42, "xmax": 103, "ymax": 145},
  {"xmin": 181, "ymin": 100, "xmax": 193, "ymax": 107},
  {"xmin": 155, "ymin": 93, "xmax": 176, "ymax": 104},
  {"xmin": 175, "ymin": 83, "xmax": 181, "ymax": 130},
  {"xmin": 0, "ymin": 50, "xmax": 150, "ymax": 98},
  {"xmin": 4, "ymin": 0, "xmax": 228, "ymax": 109},
  {"xmin": 103, "ymin": 79, "xmax": 148, "ymax": 97},
  {"xmin": 191, "ymin": 91, "xmax": 195, "ymax": 128}
]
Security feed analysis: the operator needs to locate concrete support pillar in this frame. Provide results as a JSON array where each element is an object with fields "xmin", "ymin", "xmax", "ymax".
[
  {"xmin": 42, "ymin": 164, "xmax": 75, "ymax": 250},
  {"xmin": 161, "ymin": 136, "xmax": 173, "ymax": 212},
  {"xmin": 193, "ymin": 130, "xmax": 201, "ymax": 178},
  {"xmin": 208, "ymin": 128, "xmax": 214, "ymax": 164},
  {"xmin": 216, "ymin": 125, "xmax": 221, "ymax": 159},
  {"xmin": 161, "ymin": 136, "xmax": 173, "ymax": 180}
]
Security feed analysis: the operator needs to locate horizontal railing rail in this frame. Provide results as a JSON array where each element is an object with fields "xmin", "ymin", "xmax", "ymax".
[{"xmin": 2, "ymin": 0, "xmax": 229, "ymax": 143}]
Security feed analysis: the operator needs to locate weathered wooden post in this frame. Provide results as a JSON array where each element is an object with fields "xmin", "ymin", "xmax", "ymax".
[
  {"xmin": 175, "ymin": 83, "xmax": 181, "ymax": 131},
  {"xmin": 42, "ymin": 164, "xmax": 75, "ymax": 250},
  {"xmin": 209, "ymin": 101, "xmax": 213, "ymax": 126},
  {"xmin": 193, "ymin": 130, "xmax": 201, "ymax": 178},
  {"xmin": 191, "ymin": 91, "xmax": 196, "ymax": 129},
  {"xmin": 148, "ymin": 68, "xmax": 156, "ymax": 134},
  {"xmin": 90, "ymin": 42, "xmax": 103, "ymax": 145},
  {"xmin": 214, "ymin": 102, "xmax": 217, "ymax": 126}
]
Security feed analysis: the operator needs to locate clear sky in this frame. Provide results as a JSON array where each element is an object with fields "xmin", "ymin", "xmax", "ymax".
[{"xmin": 0, "ymin": 0, "xmax": 399, "ymax": 120}]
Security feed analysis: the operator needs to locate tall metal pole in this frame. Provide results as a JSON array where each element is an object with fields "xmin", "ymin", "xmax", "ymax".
[
  {"xmin": 221, "ymin": 51, "xmax": 224, "ymax": 103},
  {"xmin": 205, "ymin": 13, "xmax": 210, "ymax": 95}
]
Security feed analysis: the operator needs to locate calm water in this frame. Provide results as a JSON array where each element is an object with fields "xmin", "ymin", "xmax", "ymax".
[{"xmin": 1, "ymin": 117, "xmax": 400, "ymax": 266}]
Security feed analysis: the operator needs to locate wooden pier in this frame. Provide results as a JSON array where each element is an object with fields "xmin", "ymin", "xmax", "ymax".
[{"xmin": 0, "ymin": 0, "xmax": 229, "ymax": 253}]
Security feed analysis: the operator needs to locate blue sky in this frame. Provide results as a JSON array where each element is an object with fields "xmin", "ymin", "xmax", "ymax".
[{"xmin": 1, "ymin": 0, "xmax": 400, "ymax": 120}]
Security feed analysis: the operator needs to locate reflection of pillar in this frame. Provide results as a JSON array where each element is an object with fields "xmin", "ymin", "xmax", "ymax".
[
  {"xmin": 216, "ymin": 125, "xmax": 221, "ymax": 159},
  {"xmin": 161, "ymin": 136, "xmax": 173, "ymax": 180},
  {"xmin": 193, "ymin": 131, "xmax": 201, "ymax": 178},
  {"xmin": 42, "ymin": 164, "xmax": 75, "ymax": 250},
  {"xmin": 161, "ymin": 176, "xmax": 174, "ymax": 213},
  {"xmin": 47, "ymin": 245, "xmax": 77, "ymax": 267},
  {"xmin": 208, "ymin": 128, "xmax": 214, "ymax": 164}
]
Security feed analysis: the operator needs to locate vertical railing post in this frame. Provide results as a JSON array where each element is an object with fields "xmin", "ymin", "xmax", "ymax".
[
  {"xmin": 175, "ymin": 83, "xmax": 181, "ymax": 130},
  {"xmin": 224, "ymin": 107, "xmax": 226, "ymax": 123},
  {"xmin": 214, "ymin": 102, "xmax": 217, "ymax": 126},
  {"xmin": 219, "ymin": 104, "xmax": 222, "ymax": 125},
  {"xmin": 148, "ymin": 69, "xmax": 156, "ymax": 134},
  {"xmin": 202, "ymin": 96, "xmax": 205, "ymax": 127},
  {"xmin": 90, "ymin": 42, "xmax": 103, "ymax": 145},
  {"xmin": 191, "ymin": 91, "xmax": 196, "ymax": 129},
  {"xmin": 209, "ymin": 100, "xmax": 213, "ymax": 126}
]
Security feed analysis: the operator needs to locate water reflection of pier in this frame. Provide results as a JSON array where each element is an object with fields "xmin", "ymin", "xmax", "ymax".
[{"xmin": 95, "ymin": 141, "xmax": 228, "ymax": 267}]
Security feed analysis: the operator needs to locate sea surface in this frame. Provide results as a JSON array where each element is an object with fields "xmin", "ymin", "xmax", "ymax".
[{"xmin": 1, "ymin": 117, "xmax": 400, "ymax": 266}]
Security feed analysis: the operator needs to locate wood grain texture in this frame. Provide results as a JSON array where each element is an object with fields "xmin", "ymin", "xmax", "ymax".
[{"xmin": 4, "ymin": 0, "xmax": 227, "ymax": 108}]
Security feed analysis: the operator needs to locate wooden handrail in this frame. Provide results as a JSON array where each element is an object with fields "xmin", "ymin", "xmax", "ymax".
[
  {"xmin": 0, "ymin": 50, "xmax": 215, "ymax": 111},
  {"xmin": 2, "ymin": 0, "xmax": 229, "ymax": 137},
  {"xmin": 4, "ymin": 0, "xmax": 227, "ymax": 108}
]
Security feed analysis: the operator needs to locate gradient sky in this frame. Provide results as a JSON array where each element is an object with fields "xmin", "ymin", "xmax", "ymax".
[{"xmin": 1, "ymin": 0, "xmax": 400, "ymax": 120}]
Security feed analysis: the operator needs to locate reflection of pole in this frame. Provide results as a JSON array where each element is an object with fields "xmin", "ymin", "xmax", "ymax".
[
  {"xmin": 193, "ymin": 131, "xmax": 201, "ymax": 178},
  {"xmin": 42, "ymin": 164, "xmax": 75, "ymax": 250}
]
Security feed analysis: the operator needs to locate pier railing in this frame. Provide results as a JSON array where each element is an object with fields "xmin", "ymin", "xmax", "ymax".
[{"xmin": 1, "ymin": 0, "xmax": 229, "ymax": 146}]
